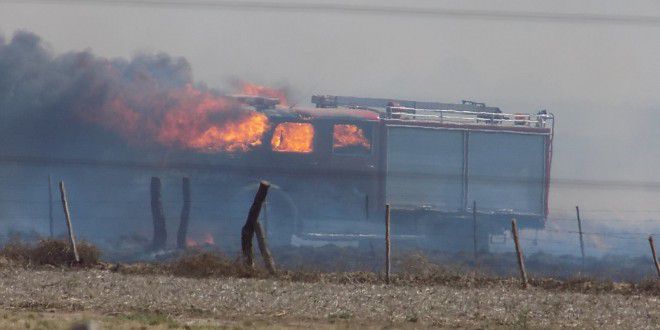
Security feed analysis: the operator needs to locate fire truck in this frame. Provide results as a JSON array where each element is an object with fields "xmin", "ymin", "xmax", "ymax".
[
  {"xmin": 0, "ymin": 93, "xmax": 553, "ymax": 252},
  {"xmin": 212, "ymin": 94, "xmax": 555, "ymax": 251}
]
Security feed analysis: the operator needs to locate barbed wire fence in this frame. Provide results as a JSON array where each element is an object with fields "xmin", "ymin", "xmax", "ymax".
[{"xmin": 0, "ymin": 167, "xmax": 659, "ymax": 281}]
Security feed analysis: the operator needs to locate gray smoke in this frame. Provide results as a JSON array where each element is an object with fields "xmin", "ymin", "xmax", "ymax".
[
  {"xmin": 0, "ymin": 30, "xmax": 265, "ymax": 157},
  {"xmin": 0, "ymin": 31, "xmax": 273, "ymax": 249}
]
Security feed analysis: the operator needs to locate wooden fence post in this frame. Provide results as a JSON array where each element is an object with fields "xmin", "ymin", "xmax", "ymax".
[
  {"xmin": 59, "ymin": 181, "xmax": 79, "ymax": 263},
  {"xmin": 511, "ymin": 219, "xmax": 528, "ymax": 288},
  {"xmin": 472, "ymin": 200, "xmax": 478, "ymax": 268},
  {"xmin": 150, "ymin": 177, "xmax": 167, "ymax": 250},
  {"xmin": 385, "ymin": 204, "xmax": 391, "ymax": 284},
  {"xmin": 241, "ymin": 181, "xmax": 271, "ymax": 270},
  {"xmin": 177, "ymin": 177, "xmax": 191, "ymax": 249},
  {"xmin": 649, "ymin": 236, "xmax": 660, "ymax": 278},
  {"xmin": 48, "ymin": 175, "xmax": 54, "ymax": 238},
  {"xmin": 576, "ymin": 206, "xmax": 585, "ymax": 271},
  {"xmin": 255, "ymin": 213, "xmax": 276, "ymax": 275}
]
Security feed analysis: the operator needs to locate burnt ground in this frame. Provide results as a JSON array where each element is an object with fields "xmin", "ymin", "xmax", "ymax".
[
  {"xmin": 0, "ymin": 266, "xmax": 658, "ymax": 329},
  {"xmin": 100, "ymin": 242, "xmax": 660, "ymax": 283}
]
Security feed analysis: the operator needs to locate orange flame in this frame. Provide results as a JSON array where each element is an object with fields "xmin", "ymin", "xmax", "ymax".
[
  {"xmin": 186, "ymin": 232, "xmax": 215, "ymax": 247},
  {"xmin": 157, "ymin": 86, "xmax": 269, "ymax": 153},
  {"xmin": 83, "ymin": 84, "xmax": 270, "ymax": 153},
  {"xmin": 271, "ymin": 122, "xmax": 314, "ymax": 153},
  {"xmin": 333, "ymin": 124, "xmax": 371, "ymax": 151},
  {"xmin": 202, "ymin": 232, "xmax": 215, "ymax": 245},
  {"xmin": 238, "ymin": 82, "xmax": 288, "ymax": 107}
]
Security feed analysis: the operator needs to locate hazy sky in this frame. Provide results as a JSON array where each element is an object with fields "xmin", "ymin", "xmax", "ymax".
[{"xmin": 2, "ymin": 0, "xmax": 660, "ymax": 214}]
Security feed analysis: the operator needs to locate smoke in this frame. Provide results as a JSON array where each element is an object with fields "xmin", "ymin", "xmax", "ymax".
[
  {"xmin": 0, "ymin": 29, "xmax": 656, "ymax": 261},
  {"xmin": 0, "ymin": 30, "xmax": 277, "ymax": 156}
]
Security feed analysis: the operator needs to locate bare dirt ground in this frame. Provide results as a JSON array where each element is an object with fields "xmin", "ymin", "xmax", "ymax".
[{"xmin": 0, "ymin": 267, "xmax": 658, "ymax": 329}]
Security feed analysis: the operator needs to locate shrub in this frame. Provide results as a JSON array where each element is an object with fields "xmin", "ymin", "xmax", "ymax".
[
  {"xmin": 30, "ymin": 239, "xmax": 73, "ymax": 266},
  {"xmin": 638, "ymin": 278, "xmax": 660, "ymax": 295},
  {"xmin": 0, "ymin": 239, "xmax": 100, "ymax": 267},
  {"xmin": 0, "ymin": 239, "xmax": 32, "ymax": 264},
  {"xmin": 169, "ymin": 250, "xmax": 236, "ymax": 278},
  {"xmin": 30, "ymin": 239, "xmax": 100, "ymax": 267}
]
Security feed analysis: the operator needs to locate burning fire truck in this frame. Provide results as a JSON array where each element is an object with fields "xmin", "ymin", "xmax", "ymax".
[
  {"xmin": 204, "ymin": 94, "xmax": 555, "ymax": 251},
  {"xmin": 0, "ymin": 88, "xmax": 554, "ymax": 252},
  {"xmin": 0, "ymin": 32, "xmax": 553, "ymax": 250}
]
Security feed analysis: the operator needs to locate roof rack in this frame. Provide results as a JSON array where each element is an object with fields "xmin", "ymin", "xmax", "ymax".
[
  {"xmin": 387, "ymin": 106, "xmax": 554, "ymax": 129},
  {"xmin": 311, "ymin": 95, "xmax": 501, "ymax": 113}
]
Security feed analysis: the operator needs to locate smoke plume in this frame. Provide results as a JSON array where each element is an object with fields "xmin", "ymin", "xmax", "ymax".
[{"xmin": 0, "ymin": 31, "xmax": 283, "ymax": 155}]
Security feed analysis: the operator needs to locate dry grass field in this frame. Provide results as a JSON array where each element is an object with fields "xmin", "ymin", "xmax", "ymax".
[
  {"xmin": 0, "ymin": 240, "xmax": 659, "ymax": 328},
  {"xmin": 0, "ymin": 265, "xmax": 658, "ymax": 329}
]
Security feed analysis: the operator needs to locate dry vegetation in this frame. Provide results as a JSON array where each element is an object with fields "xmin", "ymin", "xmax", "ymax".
[
  {"xmin": 0, "ymin": 240, "xmax": 659, "ymax": 328},
  {"xmin": 1, "ymin": 241, "xmax": 659, "ymax": 295},
  {"xmin": 0, "ymin": 267, "xmax": 658, "ymax": 328},
  {"xmin": 0, "ymin": 239, "xmax": 99, "ymax": 267},
  {"xmin": 103, "ymin": 249, "xmax": 660, "ymax": 296}
]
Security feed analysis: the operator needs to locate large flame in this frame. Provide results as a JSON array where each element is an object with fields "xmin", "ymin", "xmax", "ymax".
[
  {"xmin": 0, "ymin": 32, "xmax": 287, "ymax": 155},
  {"xmin": 271, "ymin": 122, "xmax": 314, "ymax": 153},
  {"xmin": 84, "ymin": 84, "xmax": 271, "ymax": 153},
  {"xmin": 157, "ymin": 86, "xmax": 269, "ymax": 153},
  {"xmin": 333, "ymin": 124, "xmax": 371, "ymax": 151},
  {"xmin": 239, "ymin": 81, "xmax": 288, "ymax": 106}
]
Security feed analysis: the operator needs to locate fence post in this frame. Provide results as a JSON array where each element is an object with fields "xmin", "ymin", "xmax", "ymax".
[
  {"xmin": 241, "ymin": 181, "xmax": 270, "ymax": 270},
  {"xmin": 472, "ymin": 200, "xmax": 478, "ymax": 268},
  {"xmin": 150, "ymin": 177, "xmax": 167, "ymax": 251},
  {"xmin": 649, "ymin": 236, "xmax": 660, "ymax": 278},
  {"xmin": 177, "ymin": 177, "xmax": 191, "ymax": 249},
  {"xmin": 254, "ymin": 212, "xmax": 276, "ymax": 275},
  {"xmin": 576, "ymin": 206, "xmax": 585, "ymax": 271},
  {"xmin": 511, "ymin": 219, "xmax": 528, "ymax": 288},
  {"xmin": 58, "ymin": 181, "xmax": 80, "ymax": 263},
  {"xmin": 385, "ymin": 204, "xmax": 391, "ymax": 284},
  {"xmin": 48, "ymin": 175, "xmax": 54, "ymax": 238}
]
